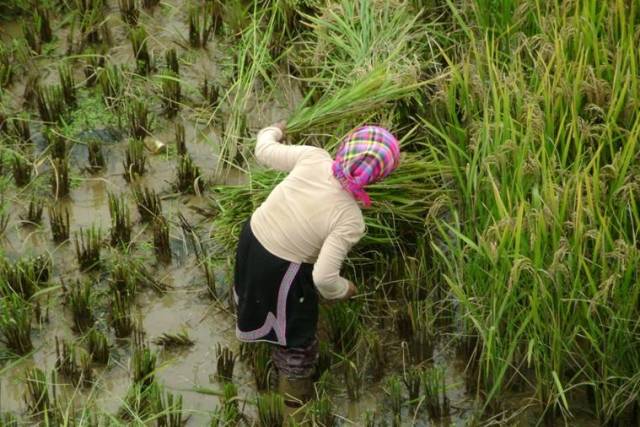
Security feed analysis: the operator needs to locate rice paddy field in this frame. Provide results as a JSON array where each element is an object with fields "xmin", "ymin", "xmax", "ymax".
[{"xmin": 0, "ymin": 0, "xmax": 638, "ymax": 425}]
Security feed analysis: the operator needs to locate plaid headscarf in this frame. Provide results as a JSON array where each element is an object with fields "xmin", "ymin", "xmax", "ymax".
[{"xmin": 332, "ymin": 126, "xmax": 400, "ymax": 208}]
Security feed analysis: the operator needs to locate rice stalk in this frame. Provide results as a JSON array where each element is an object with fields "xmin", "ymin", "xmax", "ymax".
[
  {"xmin": 67, "ymin": 280, "xmax": 95, "ymax": 333},
  {"xmin": 132, "ymin": 184, "xmax": 162, "ymax": 222},
  {"xmin": 152, "ymin": 331, "xmax": 195, "ymax": 349},
  {"xmin": 0, "ymin": 293, "xmax": 33, "ymax": 355},
  {"xmin": 123, "ymin": 138, "xmax": 147, "ymax": 181},
  {"xmin": 48, "ymin": 204, "xmax": 70, "ymax": 243},
  {"xmin": 22, "ymin": 197, "xmax": 44, "ymax": 226},
  {"xmin": 256, "ymin": 393, "xmax": 284, "ymax": 427},
  {"xmin": 152, "ymin": 215, "xmax": 171, "ymax": 264},
  {"xmin": 74, "ymin": 225, "xmax": 102, "ymax": 271},
  {"xmin": 215, "ymin": 343, "xmax": 235, "ymax": 383},
  {"xmin": 119, "ymin": 0, "xmax": 139, "ymax": 26},
  {"xmin": 50, "ymin": 156, "xmax": 70, "ymax": 199},
  {"xmin": 11, "ymin": 153, "xmax": 32, "ymax": 187},
  {"xmin": 108, "ymin": 192, "xmax": 132, "ymax": 247},
  {"xmin": 129, "ymin": 26, "xmax": 152, "ymax": 74},
  {"xmin": 86, "ymin": 328, "xmax": 110, "ymax": 364}
]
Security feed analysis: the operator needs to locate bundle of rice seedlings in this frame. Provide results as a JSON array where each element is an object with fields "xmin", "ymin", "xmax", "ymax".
[
  {"xmin": 385, "ymin": 375, "xmax": 404, "ymax": 421},
  {"xmin": 210, "ymin": 382, "xmax": 242, "ymax": 426},
  {"xmin": 67, "ymin": 280, "xmax": 95, "ymax": 333},
  {"xmin": 108, "ymin": 192, "xmax": 132, "ymax": 247},
  {"xmin": 126, "ymin": 97, "xmax": 153, "ymax": 140},
  {"xmin": 306, "ymin": 392, "xmax": 336, "ymax": 427},
  {"xmin": 55, "ymin": 337, "xmax": 81, "ymax": 384},
  {"xmin": 46, "ymin": 129, "xmax": 68, "ymax": 160},
  {"xmin": 87, "ymin": 137, "xmax": 105, "ymax": 171},
  {"xmin": 23, "ymin": 368, "xmax": 50, "ymax": 416},
  {"xmin": 0, "ymin": 412, "xmax": 18, "ymax": 426},
  {"xmin": 403, "ymin": 366, "xmax": 421, "ymax": 405},
  {"xmin": 50, "ymin": 156, "xmax": 70, "ymax": 199},
  {"xmin": 160, "ymin": 72, "xmax": 181, "ymax": 118},
  {"xmin": 84, "ymin": 52, "xmax": 105, "ymax": 87},
  {"xmin": 421, "ymin": 366, "xmax": 449, "ymax": 420},
  {"xmin": 98, "ymin": 64, "xmax": 124, "ymax": 108},
  {"xmin": 257, "ymin": 393, "xmax": 284, "ymax": 427},
  {"xmin": 0, "ymin": 45, "xmax": 15, "ymax": 88},
  {"xmin": 131, "ymin": 344, "xmax": 157, "ymax": 389},
  {"xmin": 75, "ymin": 0, "xmax": 110, "ymax": 45},
  {"xmin": 22, "ymin": 21, "xmax": 40, "ymax": 54},
  {"xmin": 34, "ymin": 6, "xmax": 53, "ymax": 44},
  {"xmin": 48, "ymin": 204, "xmax": 70, "ymax": 242},
  {"xmin": 344, "ymin": 360, "xmax": 361, "ymax": 401},
  {"xmin": 22, "ymin": 197, "xmax": 44, "ymax": 225},
  {"xmin": 34, "ymin": 83, "xmax": 66, "ymax": 124},
  {"xmin": 152, "ymin": 215, "xmax": 171, "ymax": 264},
  {"xmin": 175, "ymin": 122, "xmax": 186, "ymax": 156},
  {"xmin": 0, "ymin": 293, "xmax": 33, "ymax": 355},
  {"xmin": 156, "ymin": 391, "xmax": 184, "ymax": 427},
  {"xmin": 110, "ymin": 290, "xmax": 133, "ymax": 338},
  {"xmin": 58, "ymin": 63, "xmax": 77, "ymax": 109},
  {"xmin": 0, "ymin": 256, "xmax": 49, "ymax": 299},
  {"xmin": 119, "ymin": 0, "xmax": 139, "ymax": 26},
  {"xmin": 251, "ymin": 342, "xmax": 273, "ymax": 392},
  {"xmin": 200, "ymin": 76, "xmax": 219, "ymax": 108},
  {"xmin": 132, "ymin": 184, "xmax": 162, "ymax": 222},
  {"xmin": 123, "ymin": 138, "xmax": 147, "ymax": 181},
  {"xmin": 74, "ymin": 225, "xmax": 102, "ymax": 271},
  {"xmin": 325, "ymin": 302, "xmax": 361, "ymax": 355},
  {"xmin": 11, "ymin": 153, "xmax": 31, "ymax": 187},
  {"xmin": 215, "ymin": 343, "xmax": 235, "ymax": 383},
  {"xmin": 175, "ymin": 154, "xmax": 204, "ymax": 194},
  {"xmin": 86, "ymin": 328, "xmax": 110, "ymax": 364},
  {"xmin": 152, "ymin": 330, "xmax": 194, "ymax": 349},
  {"xmin": 188, "ymin": 5, "xmax": 214, "ymax": 48},
  {"xmin": 129, "ymin": 26, "xmax": 151, "ymax": 75}
]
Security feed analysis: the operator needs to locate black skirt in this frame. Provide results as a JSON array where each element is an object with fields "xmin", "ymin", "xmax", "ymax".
[{"xmin": 234, "ymin": 221, "xmax": 318, "ymax": 348}]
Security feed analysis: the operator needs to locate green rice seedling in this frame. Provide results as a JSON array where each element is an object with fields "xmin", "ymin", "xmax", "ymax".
[
  {"xmin": 67, "ymin": 280, "xmax": 95, "ymax": 333},
  {"xmin": 129, "ymin": 26, "xmax": 151, "ymax": 75},
  {"xmin": 421, "ymin": 366, "xmax": 449, "ymax": 420},
  {"xmin": 325, "ymin": 302, "xmax": 361, "ymax": 355},
  {"xmin": 152, "ymin": 330, "xmax": 194, "ymax": 349},
  {"xmin": 131, "ymin": 344, "xmax": 157, "ymax": 389},
  {"xmin": 165, "ymin": 48, "xmax": 179, "ymax": 75},
  {"xmin": 215, "ymin": 343, "xmax": 235, "ymax": 383},
  {"xmin": 256, "ymin": 393, "xmax": 284, "ymax": 427},
  {"xmin": 175, "ymin": 121, "xmax": 186, "ymax": 156},
  {"xmin": 110, "ymin": 291, "xmax": 133, "ymax": 338},
  {"xmin": 108, "ymin": 192, "xmax": 132, "ymax": 247},
  {"xmin": 0, "ymin": 256, "xmax": 49, "ymax": 299},
  {"xmin": 84, "ymin": 52, "xmax": 105, "ymax": 87},
  {"xmin": 123, "ymin": 138, "xmax": 147, "ymax": 181},
  {"xmin": 178, "ymin": 211, "xmax": 198, "ymax": 253},
  {"xmin": 55, "ymin": 337, "xmax": 81, "ymax": 384},
  {"xmin": 22, "ymin": 197, "xmax": 44, "ymax": 225},
  {"xmin": 152, "ymin": 215, "xmax": 171, "ymax": 264},
  {"xmin": 188, "ymin": 6, "xmax": 213, "ymax": 48},
  {"xmin": 86, "ymin": 328, "xmax": 110, "ymax": 364},
  {"xmin": 344, "ymin": 360, "xmax": 361, "ymax": 401},
  {"xmin": 175, "ymin": 154, "xmax": 204, "ymax": 194},
  {"xmin": 403, "ymin": 366, "xmax": 421, "ymax": 405},
  {"xmin": 160, "ymin": 72, "xmax": 181, "ymax": 118},
  {"xmin": 87, "ymin": 137, "xmax": 105, "ymax": 171},
  {"xmin": 0, "ymin": 293, "xmax": 33, "ymax": 355},
  {"xmin": 0, "ymin": 412, "xmax": 18, "ymax": 426},
  {"xmin": 126, "ymin": 98, "xmax": 153, "ymax": 140},
  {"xmin": 12, "ymin": 154, "xmax": 31, "ymax": 187},
  {"xmin": 58, "ymin": 63, "xmax": 77, "ymax": 109},
  {"xmin": 34, "ymin": 84, "xmax": 66, "ymax": 124},
  {"xmin": 156, "ymin": 391, "xmax": 184, "ymax": 427},
  {"xmin": 201, "ymin": 76, "xmax": 219, "ymax": 108},
  {"xmin": 78, "ymin": 348, "xmax": 94, "ymax": 387},
  {"xmin": 132, "ymin": 184, "xmax": 162, "ymax": 222},
  {"xmin": 0, "ymin": 45, "xmax": 15, "ymax": 88},
  {"xmin": 74, "ymin": 225, "xmax": 102, "ymax": 271},
  {"xmin": 46, "ymin": 129, "xmax": 68, "ymax": 160},
  {"xmin": 118, "ymin": 0, "xmax": 139, "ymax": 26},
  {"xmin": 109, "ymin": 258, "xmax": 136, "ymax": 297},
  {"xmin": 251, "ymin": 342, "xmax": 272, "ymax": 392},
  {"xmin": 306, "ymin": 392, "xmax": 336, "ymax": 427},
  {"xmin": 385, "ymin": 375, "xmax": 404, "ymax": 422},
  {"xmin": 23, "ymin": 368, "xmax": 50, "ymax": 416},
  {"xmin": 9, "ymin": 116, "xmax": 31, "ymax": 144},
  {"xmin": 120, "ymin": 380, "xmax": 162, "ymax": 421},
  {"xmin": 98, "ymin": 64, "xmax": 124, "ymax": 108},
  {"xmin": 210, "ymin": 382, "xmax": 242, "ymax": 426},
  {"xmin": 34, "ymin": 7, "xmax": 53, "ymax": 44},
  {"xmin": 50, "ymin": 156, "xmax": 70, "ymax": 199},
  {"xmin": 22, "ymin": 21, "xmax": 40, "ymax": 54},
  {"xmin": 48, "ymin": 204, "xmax": 70, "ymax": 242}
]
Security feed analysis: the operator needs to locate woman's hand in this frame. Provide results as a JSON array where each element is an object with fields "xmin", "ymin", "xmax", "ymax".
[
  {"xmin": 272, "ymin": 120, "xmax": 287, "ymax": 142},
  {"xmin": 343, "ymin": 281, "xmax": 357, "ymax": 300}
]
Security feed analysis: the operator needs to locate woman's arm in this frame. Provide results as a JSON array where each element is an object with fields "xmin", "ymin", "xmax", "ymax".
[
  {"xmin": 255, "ymin": 125, "xmax": 320, "ymax": 172},
  {"xmin": 312, "ymin": 215, "xmax": 365, "ymax": 300}
]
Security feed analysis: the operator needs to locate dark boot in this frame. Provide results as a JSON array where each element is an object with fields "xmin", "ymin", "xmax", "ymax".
[{"xmin": 278, "ymin": 375, "xmax": 313, "ymax": 407}]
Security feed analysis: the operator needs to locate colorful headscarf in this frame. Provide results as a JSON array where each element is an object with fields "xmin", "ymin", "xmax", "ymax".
[{"xmin": 332, "ymin": 125, "xmax": 400, "ymax": 208}]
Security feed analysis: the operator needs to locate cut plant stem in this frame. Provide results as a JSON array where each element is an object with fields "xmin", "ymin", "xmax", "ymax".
[{"xmin": 216, "ymin": 344, "xmax": 235, "ymax": 383}]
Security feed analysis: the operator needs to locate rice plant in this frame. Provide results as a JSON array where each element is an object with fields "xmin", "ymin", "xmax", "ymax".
[
  {"xmin": 251, "ymin": 342, "xmax": 272, "ymax": 392},
  {"xmin": 11, "ymin": 154, "xmax": 31, "ymax": 187},
  {"xmin": 421, "ymin": 366, "xmax": 449, "ymax": 420},
  {"xmin": 0, "ymin": 293, "xmax": 33, "ymax": 355},
  {"xmin": 152, "ymin": 214, "xmax": 171, "ymax": 264},
  {"xmin": 98, "ymin": 64, "xmax": 124, "ymax": 108},
  {"xmin": 22, "ymin": 197, "xmax": 43, "ymax": 226},
  {"xmin": 403, "ymin": 366, "xmax": 421, "ymax": 405},
  {"xmin": 188, "ymin": 5, "xmax": 213, "ymax": 48},
  {"xmin": 86, "ymin": 328, "xmax": 110, "ymax": 364},
  {"xmin": 58, "ymin": 63, "xmax": 77, "ymax": 109},
  {"xmin": 108, "ymin": 192, "xmax": 132, "ymax": 247},
  {"xmin": 50, "ymin": 156, "xmax": 70, "ymax": 199},
  {"xmin": 175, "ymin": 121, "xmax": 186, "ymax": 156},
  {"xmin": 23, "ymin": 368, "xmax": 50, "ymax": 416},
  {"xmin": 84, "ymin": 53, "xmax": 105, "ymax": 87},
  {"xmin": 46, "ymin": 129, "xmax": 68, "ymax": 160},
  {"xmin": 0, "ymin": 210, "xmax": 9, "ymax": 237},
  {"xmin": 385, "ymin": 375, "xmax": 404, "ymax": 422},
  {"xmin": 110, "ymin": 290, "xmax": 133, "ymax": 338},
  {"xmin": 201, "ymin": 76, "xmax": 219, "ymax": 108},
  {"xmin": 55, "ymin": 337, "xmax": 81, "ymax": 384},
  {"xmin": 160, "ymin": 71, "xmax": 181, "ymax": 118},
  {"xmin": 34, "ymin": 84, "xmax": 66, "ymax": 124},
  {"xmin": 174, "ymin": 154, "xmax": 204, "ymax": 194},
  {"xmin": 123, "ymin": 138, "xmax": 147, "ymax": 181},
  {"xmin": 215, "ymin": 343, "xmax": 235, "ymax": 383},
  {"xmin": 325, "ymin": 302, "xmax": 361, "ymax": 355},
  {"xmin": 132, "ymin": 184, "xmax": 162, "ymax": 222},
  {"xmin": 306, "ymin": 392, "xmax": 336, "ymax": 427},
  {"xmin": 131, "ymin": 344, "xmax": 157, "ymax": 389},
  {"xmin": 22, "ymin": 21, "xmax": 40, "ymax": 54},
  {"xmin": 48, "ymin": 204, "xmax": 70, "ymax": 242},
  {"xmin": 74, "ymin": 225, "xmax": 102, "ymax": 271},
  {"xmin": 87, "ymin": 137, "xmax": 105, "ymax": 171},
  {"xmin": 165, "ymin": 48, "xmax": 179, "ymax": 75},
  {"xmin": 0, "ymin": 44, "xmax": 15, "ymax": 88},
  {"xmin": 152, "ymin": 330, "xmax": 194, "ymax": 349},
  {"xmin": 118, "ymin": 0, "xmax": 139, "ymax": 26},
  {"xmin": 129, "ymin": 26, "xmax": 151, "ymax": 75},
  {"xmin": 210, "ymin": 382, "xmax": 242, "ymax": 426},
  {"xmin": 156, "ymin": 391, "xmax": 184, "ymax": 427},
  {"xmin": 67, "ymin": 280, "xmax": 95, "ymax": 333},
  {"xmin": 0, "ymin": 256, "xmax": 50, "ymax": 299},
  {"xmin": 257, "ymin": 393, "xmax": 284, "ymax": 427},
  {"xmin": 125, "ymin": 98, "xmax": 153, "ymax": 140}
]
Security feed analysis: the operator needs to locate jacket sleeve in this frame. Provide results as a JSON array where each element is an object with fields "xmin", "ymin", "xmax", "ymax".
[
  {"xmin": 312, "ymin": 213, "xmax": 366, "ymax": 299},
  {"xmin": 255, "ymin": 127, "xmax": 320, "ymax": 172}
]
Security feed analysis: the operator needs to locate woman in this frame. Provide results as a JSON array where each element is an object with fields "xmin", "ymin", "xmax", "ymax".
[{"xmin": 234, "ymin": 122, "xmax": 400, "ymax": 407}]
